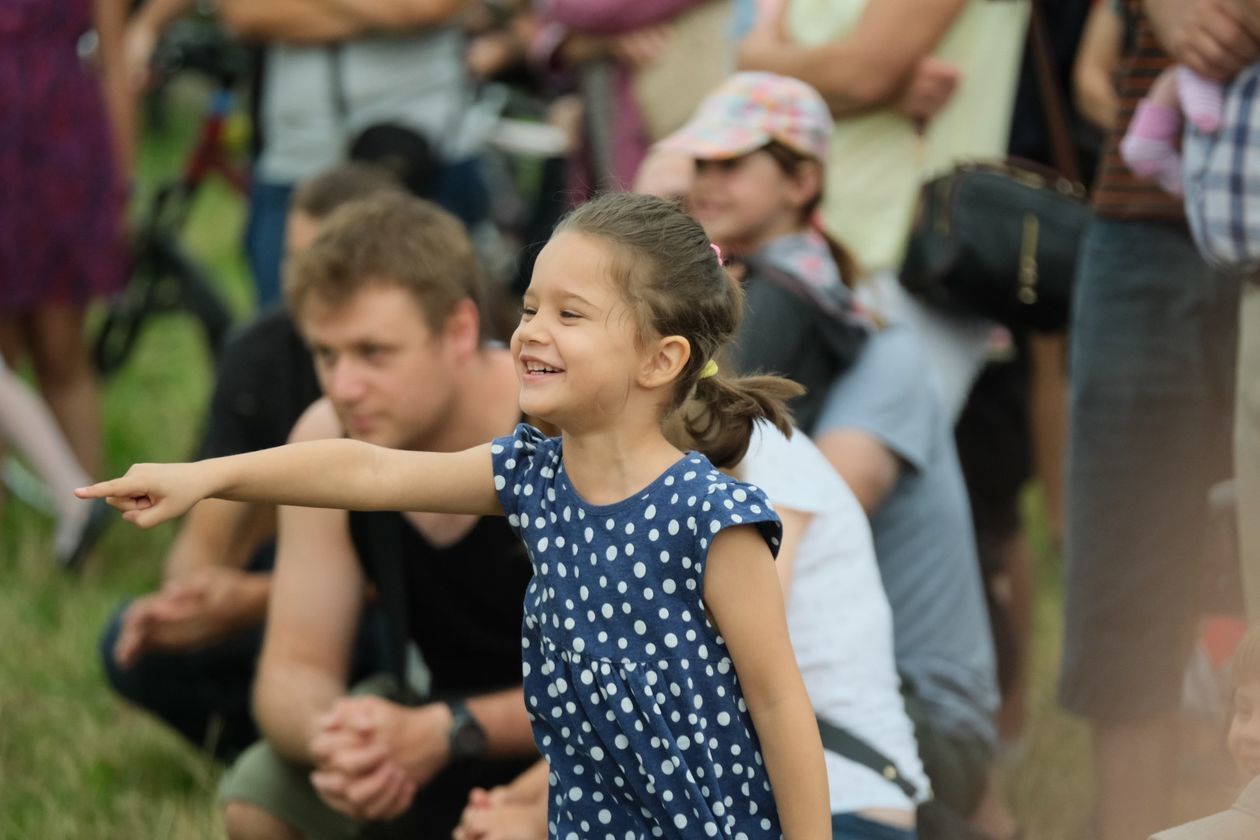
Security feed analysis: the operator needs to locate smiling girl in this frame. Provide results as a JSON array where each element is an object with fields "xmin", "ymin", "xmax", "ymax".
[{"xmin": 80, "ymin": 192, "xmax": 831, "ymax": 839}]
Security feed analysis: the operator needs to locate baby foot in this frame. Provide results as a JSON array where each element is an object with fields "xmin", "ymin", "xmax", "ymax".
[
  {"xmin": 1177, "ymin": 66, "xmax": 1224, "ymax": 133},
  {"xmin": 1121, "ymin": 100, "xmax": 1185, "ymax": 194}
]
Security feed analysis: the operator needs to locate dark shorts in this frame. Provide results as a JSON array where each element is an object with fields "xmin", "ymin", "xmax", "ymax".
[
  {"xmin": 1059, "ymin": 217, "xmax": 1238, "ymax": 722},
  {"xmin": 901, "ymin": 685, "xmax": 992, "ymax": 820}
]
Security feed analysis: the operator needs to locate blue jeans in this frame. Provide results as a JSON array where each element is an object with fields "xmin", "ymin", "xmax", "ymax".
[
  {"xmin": 244, "ymin": 178, "xmax": 293, "ymax": 312},
  {"xmin": 99, "ymin": 545, "xmax": 388, "ymax": 762},
  {"xmin": 244, "ymin": 158, "xmax": 488, "ymax": 313},
  {"xmin": 1059, "ymin": 216, "xmax": 1238, "ymax": 722},
  {"xmin": 832, "ymin": 812, "xmax": 917, "ymax": 840}
]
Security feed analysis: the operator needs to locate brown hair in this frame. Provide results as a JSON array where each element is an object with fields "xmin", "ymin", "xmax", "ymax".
[
  {"xmin": 556, "ymin": 192, "xmax": 803, "ymax": 468},
  {"xmin": 1235, "ymin": 625, "xmax": 1260, "ymax": 690},
  {"xmin": 290, "ymin": 162, "xmax": 406, "ymax": 221},
  {"xmin": 284, "ymin": 193, "xmax": 483, "ymax": 338},
  {"xmin": 760, "ymin": 141, "xmax": 863, "ymax": 287}
]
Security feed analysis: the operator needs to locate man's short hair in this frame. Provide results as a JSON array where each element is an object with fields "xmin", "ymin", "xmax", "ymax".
[
  {"xmin": 284, "ymin": 193, "xmax": 483, "ymax": 336},
  {"xmin": 290, "ymin": 162, "xmax": 406, "ymax": 221}
]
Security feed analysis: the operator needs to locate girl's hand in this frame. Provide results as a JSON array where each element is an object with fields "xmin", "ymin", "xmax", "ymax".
[{"xmin": 76, "ymin": 462, "xmax": 213, "ymax": 528}]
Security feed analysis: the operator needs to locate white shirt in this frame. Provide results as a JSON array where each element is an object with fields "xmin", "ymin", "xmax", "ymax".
[{"xmin": 741, "ymin": 424, "xmax": 930, "ymax": 814}]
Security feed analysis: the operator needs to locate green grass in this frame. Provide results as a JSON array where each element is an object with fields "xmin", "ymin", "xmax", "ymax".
[{"xmin": 0, "ymin": 82, "xmax": 1094, "ymax": 838}]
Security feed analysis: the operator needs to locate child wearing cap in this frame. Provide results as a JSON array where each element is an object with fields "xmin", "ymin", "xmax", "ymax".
[
  {"xmin": 1151, "ymin": 625, "xmax": 1260, "ymax": 839},
  {"xmin": 640, "ymin": 71, "xmax": 869, "ymax": 434}
]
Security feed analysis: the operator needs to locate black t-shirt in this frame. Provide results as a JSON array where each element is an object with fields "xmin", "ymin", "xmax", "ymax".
[
  {"xmin": 349, "ymin": 511, "xmax": 533, "ymax": 696},
  {"xmin": 198, "ymin": 308, "xmax": 321, "ymax": 459}
]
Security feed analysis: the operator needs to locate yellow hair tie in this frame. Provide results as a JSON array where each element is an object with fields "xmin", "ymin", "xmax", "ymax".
[{"xmin": 698, "ymin": 359, "xmax": 719, "ymax": 380}]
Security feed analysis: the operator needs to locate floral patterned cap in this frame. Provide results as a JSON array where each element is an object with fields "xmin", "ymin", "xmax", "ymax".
[{"xmin": 657, "ymin": 71, "xmax": 832, "ymax": 162}]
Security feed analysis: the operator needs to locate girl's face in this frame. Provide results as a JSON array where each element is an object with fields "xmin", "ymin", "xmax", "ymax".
[
  {"xmin": 512, "ymin": 232, "xmax": 651, "ymax": 430},
  {"xmin": 688, "ymin": 149, "xmax": 816, "ymax": 255},
  {"xmin": 1229, "ymin": 680, "xmax": 1260, "ymax": 778}
]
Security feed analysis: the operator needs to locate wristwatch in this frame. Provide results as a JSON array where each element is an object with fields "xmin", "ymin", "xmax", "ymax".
[{"xmin": 446, "ymin": 701, "xmax": 488, "ymax": 761}]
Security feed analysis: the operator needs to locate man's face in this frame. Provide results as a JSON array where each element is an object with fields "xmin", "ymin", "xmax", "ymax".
[{"xmin": 299, "ymin": 285, "xmax": 462, "ymax": 450}]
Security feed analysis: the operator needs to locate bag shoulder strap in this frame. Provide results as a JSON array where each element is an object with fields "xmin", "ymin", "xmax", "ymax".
[
  {"xmin": 814, "ymin": 716, "xmax": 921, "ymax": 800},
  {"xmin": 1028, "ymin": 0, "xmax": 1083, "ymax": 183}
]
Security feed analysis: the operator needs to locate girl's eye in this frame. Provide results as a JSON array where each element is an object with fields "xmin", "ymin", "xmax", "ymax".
[
  {"xmin": 560, "ymin": 310, "xmax": 581, "ymax": 320},
  {"xmin": 521, "ymin": 306, "xmax": 537, "ymax": 318}
]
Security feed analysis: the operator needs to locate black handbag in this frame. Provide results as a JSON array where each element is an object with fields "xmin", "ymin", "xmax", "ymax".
[{"xmin": 899, "ymin": 0, "xmax": 1088, "ymax": 333}]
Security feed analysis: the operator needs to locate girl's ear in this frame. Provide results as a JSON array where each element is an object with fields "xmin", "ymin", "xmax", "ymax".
[
  {"xmin": 787, "ymin": 159, "xmax": 823, "ymax": 211},
  {"xmin": 640, "ymin": 335, "xmax": 692, "ymax": 390}
]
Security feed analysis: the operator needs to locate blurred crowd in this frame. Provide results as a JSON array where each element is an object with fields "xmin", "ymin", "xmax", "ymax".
[{"xmin": 5, "ymin": 0, "xmax": 1260, "ymax": 838}]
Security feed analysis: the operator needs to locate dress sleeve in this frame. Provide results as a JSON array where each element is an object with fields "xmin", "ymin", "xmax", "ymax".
[
  {"xmin": 490, "ymin": 423, "xmax": 551, "ymax": 531},
  {"xmin": 699, "ymin": 476, "xmax": 783, "ymax": 560}
]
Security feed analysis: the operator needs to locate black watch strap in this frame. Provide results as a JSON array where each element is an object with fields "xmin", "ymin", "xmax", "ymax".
[{"xmin": 446, "ymin": 700, "xmax": 488, "ymax": 761}]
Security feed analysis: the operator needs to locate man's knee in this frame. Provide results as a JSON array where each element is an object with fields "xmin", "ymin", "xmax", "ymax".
[{"xmin": 222, "ymin": 800, "xmax": 302, "ymax": 840}]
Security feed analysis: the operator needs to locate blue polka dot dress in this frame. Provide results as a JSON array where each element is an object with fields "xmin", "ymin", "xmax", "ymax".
[{"xmin": 492, "ymin": 424, "xmax": 786, "ymax": 839}]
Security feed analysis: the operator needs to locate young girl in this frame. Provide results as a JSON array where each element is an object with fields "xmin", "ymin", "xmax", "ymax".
[
  {"xmin": 80, "ymin": 192, "xmax": 832, "ymax": 839},
  {"xmin": 454, "ymin": 420, "xmax": 929, "ymax": 840}
]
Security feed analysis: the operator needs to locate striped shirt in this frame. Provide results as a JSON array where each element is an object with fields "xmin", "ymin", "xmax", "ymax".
[{"xmin": 1092, "ymin": 2, "xmax": 1186, "ymax": 222}]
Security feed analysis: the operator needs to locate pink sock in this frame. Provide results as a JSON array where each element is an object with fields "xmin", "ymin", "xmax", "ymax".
[
  {"xmin": 1121, "ymin": 100, "xmax": 1184, "ymax": 194},
  {"xmin": 1177, "ymin": 66, "xmax": 1224, "ymax": 133}
]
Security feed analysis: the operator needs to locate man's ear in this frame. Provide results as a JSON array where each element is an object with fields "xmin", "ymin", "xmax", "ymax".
[
  {"xmin": 640, "ymin": 335, "xmax": 692, "ymax": 389},
  {"xmin": 444, "ymin": 298, "xmax": 482, "ymax": 362}
]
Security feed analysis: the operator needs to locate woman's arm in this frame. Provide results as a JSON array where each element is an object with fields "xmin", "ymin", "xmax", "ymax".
[
  {"xmin": 704, "ymin": 525, "xmax": 830, "ymax": 839},
  {"xmin": 77, "ymin": 439, "xmax": 503, "ymax": 529},
  {"xmin": 738, "ymin": 0, "xmax": 966, "ymax": 117},
  {"xmin": 94, "ymin": 0, "xmax": 135, "ymax": 177},
  {"xmin": 1073, "ymin": 1, "xmax": 1123, "ymax": 132}
]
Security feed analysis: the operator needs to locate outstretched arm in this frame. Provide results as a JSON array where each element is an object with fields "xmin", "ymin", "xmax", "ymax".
[
  {"xmin": 77, "ymin": 439, "xmax": 503, "ymax": 528},
  {"xmin": 704, "ymin": 525, "xmax": 830, "ymax": 839}
]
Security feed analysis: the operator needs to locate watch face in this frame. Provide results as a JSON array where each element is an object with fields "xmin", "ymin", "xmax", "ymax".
[{"xmin": 451, "ymin": 710, "xmax": 488, "ymax": 759}]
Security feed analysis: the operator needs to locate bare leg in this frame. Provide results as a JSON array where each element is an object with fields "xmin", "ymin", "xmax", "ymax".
[
  {"xmin": 1028, "ymin": 332, "xmax": 1066, "ymax": 544},
  {"xmin": 995, "ymin": 530, "xmax": 1035, "ymax": 743},
  {"xmin": 1093, "ymin": 714, "xmax": 1178, "ymax": 840},
  {"xmin": 24, "ymin": 302, "xmax": 101, "ymax": 477},
  {"xmin": 222, "ymin": 801, "xmax": 302, "ymax": 840},
  {"xmin": 970, "ymin": 768, "xmax": 1018, "ymax": 840}
]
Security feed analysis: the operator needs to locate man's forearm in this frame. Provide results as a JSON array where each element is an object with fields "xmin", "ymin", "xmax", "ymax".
[
  {"xmin": 254, "ymin": 662, "xmax": 346, "ymax": 762},
  {"xmin": 466, "ymin": 687, "xmax": 537, "ymax": 759}
]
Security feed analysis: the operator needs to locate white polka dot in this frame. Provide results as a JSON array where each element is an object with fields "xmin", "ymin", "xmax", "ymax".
[
  {"xmin": 494, "ymin": 475, "xmax": 506, "ymax": 490},
  {"xmin": 633, "ymin": 562, "xmax": 646, "ymax": 578}
]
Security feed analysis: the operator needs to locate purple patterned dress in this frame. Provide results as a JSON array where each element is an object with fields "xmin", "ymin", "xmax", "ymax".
[{"xmin": 0, "ymin": 0, "xmax": 126, "ymax": 314}]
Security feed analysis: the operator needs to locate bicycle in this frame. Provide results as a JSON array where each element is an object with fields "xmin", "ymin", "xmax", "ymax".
[{"xmin": 93, "ymin": 19, "xmax": 249, "ymax": 377}]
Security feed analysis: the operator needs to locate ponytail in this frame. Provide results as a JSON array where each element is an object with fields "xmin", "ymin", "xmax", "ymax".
[{"xmin": 675, "ymin": 367, "xmax": 804, "ymax": 469}]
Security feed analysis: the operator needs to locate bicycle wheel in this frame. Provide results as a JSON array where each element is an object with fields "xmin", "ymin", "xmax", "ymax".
[{"xmin": 93, "ymin": 236, "xmax": 235, "ymax": 375}]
